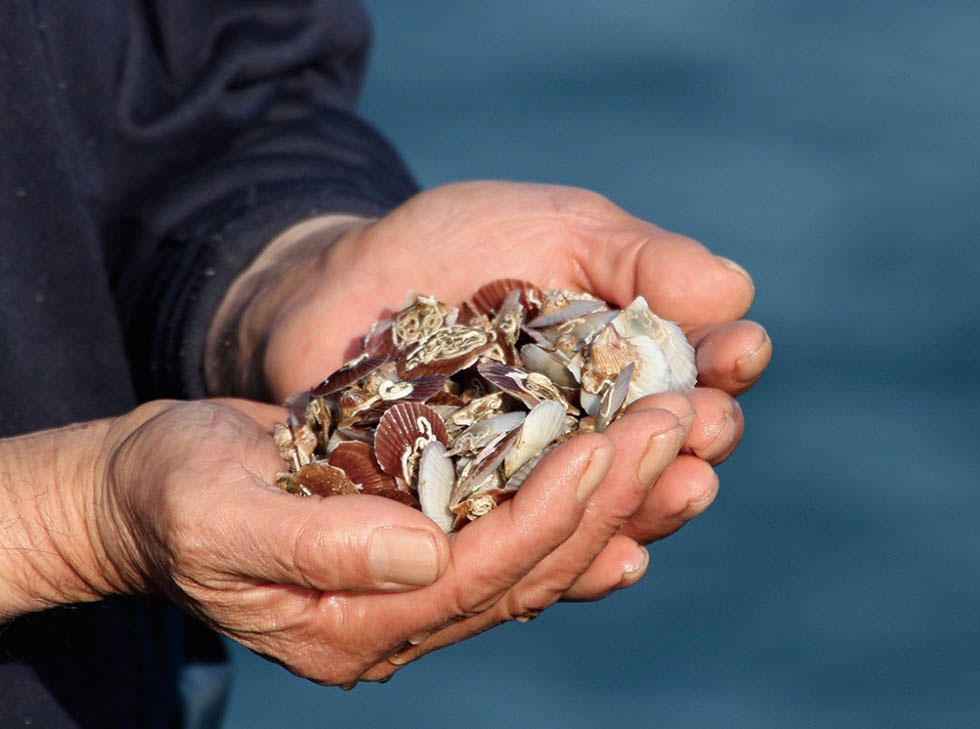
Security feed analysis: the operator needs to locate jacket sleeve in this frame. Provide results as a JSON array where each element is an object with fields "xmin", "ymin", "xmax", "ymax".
[{"xmin": 108, "ymin": 0, "xmax": 419, "ymax": 400}]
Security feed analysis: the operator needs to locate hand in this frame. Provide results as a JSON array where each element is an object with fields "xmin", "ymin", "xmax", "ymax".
[
  {"xmin": 93, "ymin": 398, "xmax": 682, "ymax": 685},
  {"xmin": 204, "ymin": 181, "xmax": 770, "ymax": 659}
]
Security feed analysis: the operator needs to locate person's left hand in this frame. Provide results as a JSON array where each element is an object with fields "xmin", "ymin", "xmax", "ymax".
[{"xmin": 206, "ymin": 181, "xmax": 771, "ymax": 678}]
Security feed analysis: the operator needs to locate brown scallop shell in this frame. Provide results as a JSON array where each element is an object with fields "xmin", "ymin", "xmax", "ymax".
[
  {"xmin": 396, "ymin": 325, "xmax": 497, "ymax": 379},
  {"xmin": 327, "ymin": 441, "xmax": 397, "ymax": 492},
  {"xmin": 312, "ymin": 354, "xmax": 388, "ymax": 396},
  {"xmin": 463, "ymin": 278, "xmax": 545, "ymax": 320},
  {"xmin": 290, "ymin": 462, "xmax": 359, "ymax": 497},
  {"xmin": 374, "ymin": 402, "xmax": 450, "ymax": 484}
]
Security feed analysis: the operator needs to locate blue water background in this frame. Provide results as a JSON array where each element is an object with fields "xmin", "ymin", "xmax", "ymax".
[{"xmin": 222, "ymin": 1, "xmax": 980, "ymax": 726}]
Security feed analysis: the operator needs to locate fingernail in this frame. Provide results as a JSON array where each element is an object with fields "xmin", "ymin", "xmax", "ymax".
[
  {"xmin": 407, "ymin": 631, "xmax": 431, "ymax": 646},
  {"xmin": 734, "ymin": 331, "xmax": 771, "ymax": 382},
  {"xmin": 676, "ymin": 409, "xmax": 697, "ymax": 435},
  {"xmin": 339, "ymin": 681, "xmax": 358, "ymax": 691},
  {"xmin": 637, "ymin": 424, "xmax": 685, "ymax": 484},
  {"xmin": 619, "ymin": 545, "xmax": 650, "ymax": 587},
  {"xmin": 388, "ymin": 649, "xmax": 412, "ymax": 666},
  {"xmin": 577, "ymin": 443, "xmax": 616, "ymax": 504},
  {"xmin": 369, "ymin": 528, "xmax": 440, "ymax": 587},
  {"xmin": 715, "ymin": 256, "xmax": 754, "ymax": 289}
]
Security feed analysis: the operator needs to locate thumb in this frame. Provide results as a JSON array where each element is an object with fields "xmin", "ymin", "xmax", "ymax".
[{"xmin": 213, "ymin": 485, "xmax": 450, "ymax": 592}]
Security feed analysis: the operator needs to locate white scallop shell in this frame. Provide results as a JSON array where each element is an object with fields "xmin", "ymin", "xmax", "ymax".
[
  {"xmin": 613, "ymin": 296, "xmax": 696, "ymax": 392},
  {"xmin": 503, "ymin": 399, "xmax": 567, "ymax": 478},
  {"xmin": 417, "ymin": 441, "xmax": 456, "ymax": 533}
]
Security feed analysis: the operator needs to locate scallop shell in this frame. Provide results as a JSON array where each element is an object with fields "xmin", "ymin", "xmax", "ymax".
[
  {"xmin": 327, "ymin": 441, "xmax": 397, "ymax": 492},
  {"xmin": 520, "ymin": 343, "xmax": 578, "ymax": 388},
  {"xmin": 288, "ymin": 461, "xmax": 359, "ymax": 497},
  {"xmin": 313, "ymin": 354, "xmax": 388, "ymax": 397},
  {"xmin": 477, "ymin": 362, "xmax": 577, "ymax": 414},
  {"xmin": 503, "ymin": 399, "xmax": 567, "ymax": 478},
  {"xmin": 417, "ymin": 441, "xmax": 456, "ymax": 533},
  {"xmin": 448, "ymin": 411, "xmax": 526, "ymax": 456},
  {"xmin": 464, "ymin": 278, "xmax": 545, "ymax": 320},
  {"xmin": 612, "ymin": 297, "xmax": 697, "ymax": 392},
  {"xmin": 594, "ymin": 362, "xmax": 633, "ymax": 432},
  {"xmin": 396, "ymin": 324, "xmax": 497, "ymax": 379},
  {"xmin": 374, "ymin": 402, "xmax": 450, "ymax": 485},
  {"xmin": 526, "ymin": 298, "xmax": 606, "ymax": 328},
  {"xmin": 390, "ymin": 294, "xmax": 459, "ymax": 350}
]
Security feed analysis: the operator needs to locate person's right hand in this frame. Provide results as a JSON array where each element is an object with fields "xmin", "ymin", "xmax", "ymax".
[{"xmin": 89, "ymin": 397, "xmax": 683, "ymax": 686}]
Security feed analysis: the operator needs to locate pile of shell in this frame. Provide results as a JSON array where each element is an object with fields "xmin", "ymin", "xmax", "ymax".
[{"xmin": 273, "ymin": 279, "xmax": 696, "ymax": 533}]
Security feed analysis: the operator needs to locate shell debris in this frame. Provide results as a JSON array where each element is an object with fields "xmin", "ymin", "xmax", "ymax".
[{"xmin": 273, "ymin": 280, "xmax": 696, "ymax": 532}]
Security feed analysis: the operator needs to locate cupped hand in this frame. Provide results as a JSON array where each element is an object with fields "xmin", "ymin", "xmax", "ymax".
[
  {"xmin": 208, "ymin": 181, "xmax": 771, "ymax": 626},
  {"xmin": 98, "ymin": 398, "xmax": 686, "ymax": 686}
]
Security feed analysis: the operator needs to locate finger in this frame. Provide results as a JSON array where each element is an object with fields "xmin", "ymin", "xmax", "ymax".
[
  {"xmin": 487, "ymin": 409, "xmax": 681, "ymax": 607},
  {"xmin": 562, "ymin": 534, "xmax": 650, "ymax": 601},
  {"xmin": 561, "ymin": 201, "xmax": 754, "ymax": 327},
  {"xmin": 687, "ymin": 321, "xmax": 772, "ymax": 395},
  {"xmin": 211, "ymin": 487, "xmax": 451, "ymax": 593},
  {"xmin": 445, "ymin": 433, "xmax": 616, "ymax": 615},
  {"xmin": 682, "ymin": 388, "xmax": 744, "ymax": 465},
  {"xmin": 620, "ymin": 455, "xmax": 720, "ymax": 545}
]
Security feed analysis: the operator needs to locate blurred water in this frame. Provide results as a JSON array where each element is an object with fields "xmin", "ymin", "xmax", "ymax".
[{"xmin": 222, "ymin": 1, "xmax": 980, "ymax": 726}]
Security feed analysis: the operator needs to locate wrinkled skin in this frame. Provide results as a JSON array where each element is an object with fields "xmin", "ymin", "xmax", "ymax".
[{"xmin": 187, "ymin": 180, "xmax": 772, "ymax": 685}]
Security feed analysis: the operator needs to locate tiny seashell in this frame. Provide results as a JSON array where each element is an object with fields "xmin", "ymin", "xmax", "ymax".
[
  {"xmin": 448, "ymin": 411, "xmax": 526, "ymax": 456},
  {"xmin": 290, "ymin": 461, "xmax": 359, "ymax": 497},
  {"xmin": 520, "ymin": 343, "xmax": 578, "ymax": 388},
  {"xmin": 453, "ymin": 428, "xmax": 520, "ymax": 501},
  {"xmin": 503, "ymin": 399, "xmax": 567, "ymax": 478},
  {"xmin": 594, "ymin": 362, "xmax": 633, "ymax": 432},
  {"xmin": 612, "ymin": 297, "xmax": 697, "ymax": 392},
  {"xmin": 396, "ymin": 325, "xmax": 497, "ymax": 379},
  {"xmin": 417, "ymin": 441, "xmax": 456, "ymax": 533},
  {"xmin": 327, "ymin": 441, "xmax": 396, "ymax": 492},
  {"xmin": 491, "ymin": 288, "xmax": 526, "ymax": 346},
  {"xmin": 313, "ymin": 354, "xmax": 387, "ymax": 396},
  {"xmin": 477, "ymin": 362, "xmax": 576, "ymax": 414},
  {"xmin": 449, "ymin": 392, "xmax": 505, "ymax": 428},
  {"xmin": 374, "ymin": 402, "xmax": 450, "ymax": 485},
  {"xmin": 464, "ymin": 278, "xmax": 545, "ymax": 320},
  {"xmin": 390, "ymin": 294, "xmax": 459, "ymax": 350},
  {"xmin": 363, "ymin": 317, "xmax": 396, "ymax": 357},
  {"xmin": 526, "ymin": 298, "xmax": 606, "ymax": 328}
]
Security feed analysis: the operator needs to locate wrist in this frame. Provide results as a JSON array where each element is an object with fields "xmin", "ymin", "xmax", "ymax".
[
  {"xmin": 0, "ymin": 418, "xmax": 124, "ymax": 619},
  {"xmin": 204, "ymin": 214, "xmax": 373, "ymax": 401}
]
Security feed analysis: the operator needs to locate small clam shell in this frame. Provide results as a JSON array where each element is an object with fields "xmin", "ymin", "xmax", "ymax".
[
  {"xmin": 448, "ymin": 411, "xmax": 526, "ymax": 456},
  {"xmin": 503, "ymin": 400, "xmax": 567, "ymax": 478},
  {"xmin": 290, "ymin": 461, "xmax": 359, "ymax": 497},
  {"xmin": 397, "ymin": 325, "xmax": 497, "ymax": 379},
  {"xmin": 449, "ymin": 392, "xmax": 505, "ymax": 429},
  {"xmin": 520, "ymin": 343, "xmax": 578, "ymax": 388},
  {"xmin": 453, "ymin": 428, "xmax": 520, "ymax": 501},
  {"xmin": 594, "ymin": 362, "xmax": 633, "ymax": 432},
  {"xmin": 327, "ymin": 441, "xmax": 396, "ymax": 492},
  {"xmin": 283, "ymin": 390, "xmax": 311, "ymax": 424},
  {"xmin": 477, "ymin": 362, "xmax": 577, "ymax": 414},
  {"xmin": 374, "ymin": 402, "xmax": 450, "ymax": 485},
  {"xmin": 313, "ymin": 354, "xmax": 388, "ymax": 396},
  {"xmin": 612, "ymin": 296, "xmax": 697, "ymax": 392},
  {"xmin": 391, "ymin": 294, "xmax": 459, "ymax": 350},
  {"xmin": 526, "ymin": 298, "xmax": 606, "ymax": 328},
  {"xmin": 363, "ymin": 317, "xmax": 396, "ymax": 357},
  {"xmin": 623, "ymin": 335, "xmax": 670, "ymax": 405},
  {"xmin": 491, "ymin": 288, "xmax": 526, "ymax": 346},
  {"xmin": 417, "ymin": 441, "xmax": 456, "ymax": 533},
  {"xmin": 464, "ymin": 278, "xmax": 545, "ymax": 319}
]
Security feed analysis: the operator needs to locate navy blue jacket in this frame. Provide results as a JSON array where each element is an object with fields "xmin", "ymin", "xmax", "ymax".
[{"xmin": 0, "ymin": 1, "xmax": 417, "ymax": 725}]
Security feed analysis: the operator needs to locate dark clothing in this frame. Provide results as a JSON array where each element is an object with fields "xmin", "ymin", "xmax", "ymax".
[{"xmin": 0, "ymin": 1, "xmax": 417, "ymax": 725}]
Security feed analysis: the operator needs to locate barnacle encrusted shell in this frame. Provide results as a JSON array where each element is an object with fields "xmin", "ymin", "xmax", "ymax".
[{"xmin": 272, "ymin": 280, "xmax": 696, "ymax": 532}]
